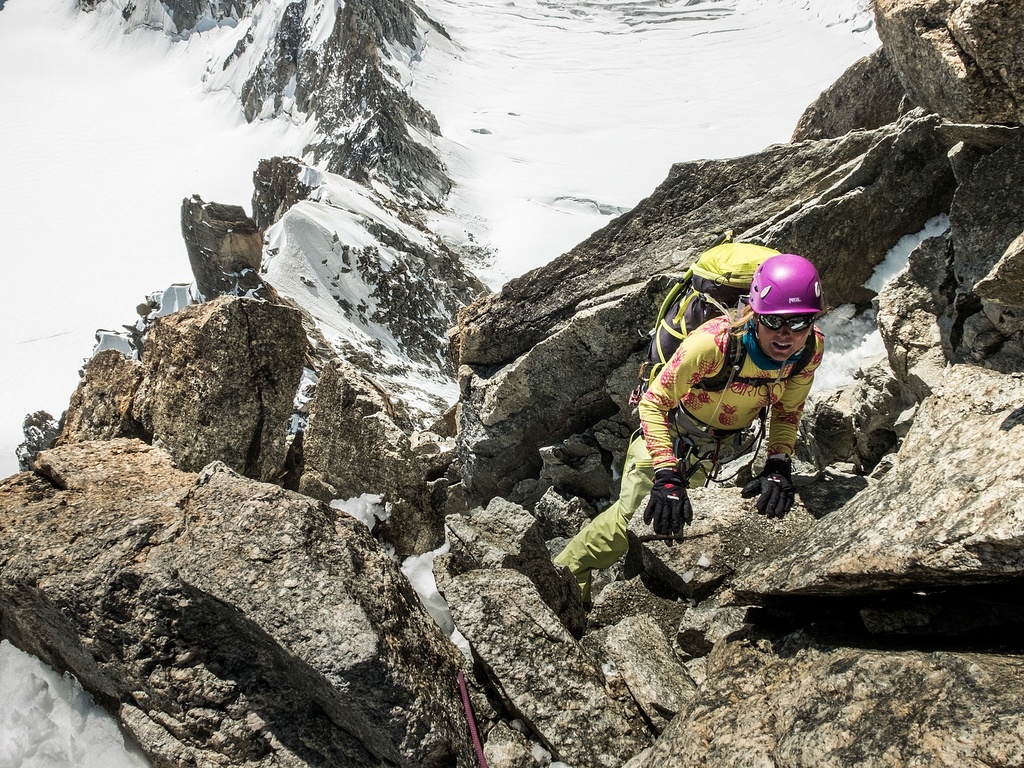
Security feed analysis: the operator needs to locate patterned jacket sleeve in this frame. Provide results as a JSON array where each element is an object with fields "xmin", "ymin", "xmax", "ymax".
[{"xmin": 766, "ymin": 327, "xmax": 826, "ymax": 457}]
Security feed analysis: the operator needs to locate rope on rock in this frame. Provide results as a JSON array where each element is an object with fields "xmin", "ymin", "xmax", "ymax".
[{"xmin": 457, "ymin": 671, "xmax": 489, "ymax": 768}]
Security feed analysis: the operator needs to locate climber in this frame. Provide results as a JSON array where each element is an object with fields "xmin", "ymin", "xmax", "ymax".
[{"xmin": 553, "ymin": 253, "xmax": 826, "ymax": 603}]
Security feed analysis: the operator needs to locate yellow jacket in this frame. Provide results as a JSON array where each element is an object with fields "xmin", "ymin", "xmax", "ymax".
[{"xmin": 638, "ymin": 316, "xmax": 825, "ymax": 470}]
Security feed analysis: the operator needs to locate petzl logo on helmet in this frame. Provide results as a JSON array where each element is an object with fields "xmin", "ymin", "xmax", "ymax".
[{"xmin": 788, "ymin": 297, "xmax": 802, "ymax": 303}]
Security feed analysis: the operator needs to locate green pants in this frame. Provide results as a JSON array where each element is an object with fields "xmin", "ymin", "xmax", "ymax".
[
  {"xmin": 554, "ymin": 435, "xmax": 654, "ymax": 603},
  {"xmin": 553, "ymin": 432, "xmax": 716, "ymax": 602}
]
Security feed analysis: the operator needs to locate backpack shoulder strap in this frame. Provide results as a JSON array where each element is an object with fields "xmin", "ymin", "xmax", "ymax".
[
  {"xmin": 696, "ymin": 328, "xmax": 816, "ymax": 392},
  {"xmin": 787, "ymin": 333, "xmax": 817, "ymax": 379},
  {"xmin": 695, "ymin": 331, "xmax": 745, "ymax": 392}
]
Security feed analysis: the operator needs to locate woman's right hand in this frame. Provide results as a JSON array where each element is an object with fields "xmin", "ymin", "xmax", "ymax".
[{"xmin": 643, "ymin": 468, "xmax": 693, "ymax": 535}]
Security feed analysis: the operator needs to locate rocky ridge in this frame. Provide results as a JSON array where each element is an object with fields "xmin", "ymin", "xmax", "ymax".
[
  {"xmin": 4, "ymin": 1, "xmax": 1024, "ymax": 767},
  {"xmin": 94, "ymin": 0, "xmax": 450, "ymax": 207}
]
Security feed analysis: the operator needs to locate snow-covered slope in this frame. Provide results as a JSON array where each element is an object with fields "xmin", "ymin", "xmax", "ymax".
[
  {"xmin": 258, "ymin": 161, "xmax": 482, "ymax": 413},
  {"xmin": 410, "ymin": 0, "xmax": 878, "ymax": 285}
]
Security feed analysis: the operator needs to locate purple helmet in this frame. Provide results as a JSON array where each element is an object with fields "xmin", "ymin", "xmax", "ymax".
[{"xmin": 748, "ymin": 253, "xmax": 823, "ymax": 315}]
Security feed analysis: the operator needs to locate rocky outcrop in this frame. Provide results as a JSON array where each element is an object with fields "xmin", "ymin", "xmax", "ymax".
[
  {"xmin": 976, "ymin": 229, "xmax": 1024, "ymax": 307},
  {"xmin": 255, "ymin": 159, "xmax": 485, "ymax": 392},
  {"xmin": 14, "ymin": 411, "xmax": 62, "ymax": 472},
  {"xmin": 298, "ymin": 357, "xmax": 453, "ymax": 557},
  {"xmin": 60, "ymin": 296, "xmax": 306, "ymax": 483},
  {"xmin": 731, "ymin": 365, "xmax": 1024, "ymax": 599},
  {"xmin": 945, "ymin": 130, "xmax": 1024, "ymax": 371},
  {"xmin": 874, "ymin": 0, "xmax": 1024, "ymax": 125},
  {"xmin": 792, "ymin": 47, "xmax": 910, "ymax": 141},
  {"xmin": 627, "ymin": 485, "xmax": 818, "ymax": 601},
  {"xmin": 307, "ymin": 0, "xmax": 451, "ymax": 205},
  {"xmin": 251, "ymin": 156, "xmax": 315, "ymax": 231},
  {"xmin": 876, "ymin": 233, "xmax": 952, "ymax": 402},
  {"xmin": 101, "ymin": 0, "xmax": 246, "ymax": 36},
  {"xmin": 180, "ymin": 195, "xmax": 271, "ymax": 301},
  {"xmin": 220, "ymin": 0, "xmax": 450, "ymax": 207},
  {"xmin": 439, "ymin": 497, "xmax": 586, "ymax": 636},
  {"xmin": 437, "ymin": 568, "xmax": 650, "ymax": 767},
  {"xmin": 0, "ymin": 439, "xmax": 472, "ymax": 767}
]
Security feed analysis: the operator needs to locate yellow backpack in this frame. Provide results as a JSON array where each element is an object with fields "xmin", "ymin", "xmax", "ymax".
[{"xmin": 630, "ymin": 233, "xmax": 779, "ymax": 404}]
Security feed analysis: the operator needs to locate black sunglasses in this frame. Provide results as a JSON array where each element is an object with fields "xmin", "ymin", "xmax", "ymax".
[{"xmin": 757, "ymin": 313, "xmax": 817, "ymax": 332}]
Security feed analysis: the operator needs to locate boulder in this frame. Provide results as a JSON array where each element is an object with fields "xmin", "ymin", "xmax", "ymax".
[
  {"xmin": 60, "ymin": 349, "xmax": 147, "ymax": 443},
  {"xmin": 59, "ymin": 297, "xmax": 306, "ymax": 484},
  {"xmin": 532, "ymin": 487, "xmax": 593, "ymax": 543},
  {"xmin": 298, "ymin": 357, "xmax": 449, "ymax": 557},
  {"xmin": 732, "ymin": 365, "xmax": 1024, "ymax": 599},
  {"xmin": 948, "ymin": 134, "xmax": 1024, "ymax": 304},
  {"xmin": 584, "ymin": 615, "xmax": 697, "ymax": 735},
  {"xmin": 945, "ymin": 132, "xmax": 1024, "ymax": 370},
  {"xmin": 252, "ymin": 156, "xmax": 315, "ymax": 231},
  {"xmin": 847, "ymin": 359, "xmax": 914, "ymax": 472},
  {"xmin": 135, "ymin": 297, "xmax": 306, "ymax": 482},
  {"xmin": 482, "ymin": 722, "xmax": 537, "ymax": 768},
  {"xmin": 675, "ymin": 591, "xmax": 753, "ymax": 660},
  {"xmin": 457, "ymin": 284, "xmax": 660, "ymax": 502},
  {"xmin": 440, "ymin": 498, "xmax": 586, "ymax": 636},
  {"xmin": 538, "ymin": 435, "xmax": 613, "ymax": 501},
  {"xmin": 628, "ymin": 485, "xmax": 817, "ymax": 601},
  {"xmin": 586, "ymin": 576, "xmax": 689, "ymax": 644},
  {"xmin": 797, "ymin": 386, "xmax": 858, "ymax": 469},
  {"xmin": 15, "ymin": 410, "xmax": 63, "ymax": 472},
  {"xmin": 976, "ymin": 230, "xmax": 1024, "ymax": 308},
  {"xmin": 792, "ymin": 47, "xmax": 910, "ymax": 142},
  {"xmin": 180, "ymin": 195, "xmax": 271, "ymax": 302},
  {"xmin": 874, "ymin": 0, "xmax": 1024, "ymax": 125},
  {"xmin": 437, "ymin": 567, "xmax": 651, "ymax": 768},
  {"xmin": 0, "ymin": 439, "xmax": 472, "ymax": 767},
  {"xmin": 876, "ymin": 234, "xmax": 952, "ymax": 402},
  {"xmin": 631, "ymin": 631, "xmax": 1024, "ymax": 767}
]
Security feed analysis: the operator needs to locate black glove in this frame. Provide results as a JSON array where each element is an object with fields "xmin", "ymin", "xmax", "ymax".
[
  {"xmin": 741, "ymin": 457, "xmax": 794, "ymax": 518},
  {"xmin": 643, "ymin": 468, "xmax": 693, "ymax": 535}
]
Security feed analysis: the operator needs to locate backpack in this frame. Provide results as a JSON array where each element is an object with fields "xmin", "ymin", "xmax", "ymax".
[{"xmin": 630, "ymin": 233, "xmax": 780, "ymax": 405}]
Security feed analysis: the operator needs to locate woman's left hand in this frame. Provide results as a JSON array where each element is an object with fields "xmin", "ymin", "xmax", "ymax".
[{"xmin": 741, "ymin": 457, "xmax": 794, "ymax": 518}]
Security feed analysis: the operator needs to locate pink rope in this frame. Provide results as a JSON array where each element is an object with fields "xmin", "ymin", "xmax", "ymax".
[{"xmin": 457, "ymin": 671, "xmax": 489, "ymax": 768}]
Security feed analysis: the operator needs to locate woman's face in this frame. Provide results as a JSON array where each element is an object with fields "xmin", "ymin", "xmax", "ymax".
[{"xmin": 754, "ymin": 314, "xmax": 814, "ymax": 362}]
